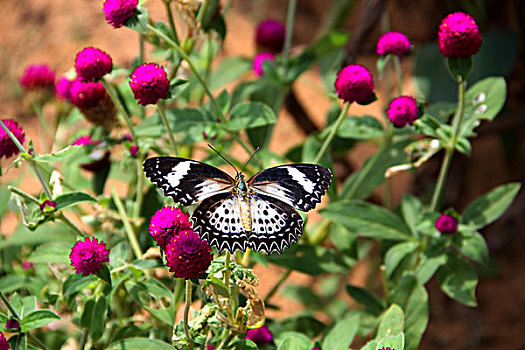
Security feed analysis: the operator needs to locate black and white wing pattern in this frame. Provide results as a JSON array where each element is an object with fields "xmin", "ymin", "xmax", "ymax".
[
  {"xmin": 143, "ymin": 157, "xmax": 235, "ymax": 205},
  {"xmin": 248, "ymin": 164, "xmax": 332, "ymax": 212}
]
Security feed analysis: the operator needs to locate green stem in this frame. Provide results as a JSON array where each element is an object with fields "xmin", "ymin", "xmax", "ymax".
[
  {"xmin": 216, "ymin": 331, "xmax": 236, "ymax": 350},
  {"xmin": 134, "ymin": 157, "xmax": 145, "ymax": 218},
  {"xmin": 58, "ymin": 213, "xmax": 88, "ymax": 238},
  {"xmin": 264, "ymin": 269, "xmax": 292, "ymax": 304},
  {"xmin": 78, "ymin": 329, "xmax": 89, "ymax": 350},
  {"xmin": 157, "ymin": 102, "xmax": 178, "ymax": 156},
  {"xmin": 147, "ymin": 24, "xmax": 224, "ymax": 121},
  {"xmin": 196, "ymin": 0, "xmax": 210, "ymax": 23},
  {"xmin": 282, "ymin": 0, "xmax": 297, "ymax": 66},
  {"xmin": 164, "ymin": 0, "xmax": 180, "ymax": 44},
  {"xmin": 0, "ymin": 291, "xmax": 19, "ymax": 317},
  {"xmin": 380, "ymin": 265, "xmax": 389, "ymax": 297},
  {"xmin": 313, "ymin": 103, "xmax": 350, "ymax": 164},
  {"xmin": 343, "ymin": 145, "xmax": 384, "ymax": 200},
  {"xmin": 429, "ymin": 147, "xmax": 453, "ymax": 211},
  {"xmin": 183, "ymin": 279, "xmax": 194, "ymax": 347},
  {"xmin": 139, "ymin": 33, "xmax": 146, "ymax": 119},
  {"xmin": 111, "ymin": 187, "xmax": 142, "ymax": 260},
  {"xmin": 28, "ymin": 333, "xmax": 49, "ymax": 350},
  {"xmin": 8, "ymin": 186, "xmax": 40, "ymax": 204},
  {"xmin": 101, "ymin": 79, "xmax": 137, "ymax": 142},
  {"xmin": 393, "ymin": 55, "xmax": 403, "ymax": 96}
]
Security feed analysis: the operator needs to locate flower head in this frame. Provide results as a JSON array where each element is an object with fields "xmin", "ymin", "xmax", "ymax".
[
  {"xmin": 75, "ymin": 47, "xmax": 113, "ymax": 82},
  {"xmin": 436, "ymin": 214, "xmax": 458, "ymax": 234},
  {"xmin": 103, "ymin": 0, "xmax": 139, "ymax": 28},
  {"xmin": 72, "ymin": 135, "xmax": 100, "ymax": 146},
  {"xmin": 129, "ymin": 144, "xmax": 139, "ymax": 157},
  {"xmin": 252, "ymin": 52, "xmax": 275, "ymax": 76},
  {"xmin": 379, "ymin": 348, "xmax": 393, "ymax": 350},
  {"xmin": 129, "ymin": 63, "xmax": 170, "ymax": 105},
  {"xmin": 19, "ymin": 63, "xmax": 55, "ymax": 92},
  {"xmin": 386, "ymin": 96, "xmax": 419, "ymax": 127},
  {"xmin": 0, "ymin": 119, "xmax": 25, "ymax": 159},
  {"xmin": 149, "ymin": 207, "xmax": 191, "ymax": 249},
  {"xmin": 246, "ymin": 325, "xmax": 273, "ymax": 345},
  {"xmin": 55, "ymin": 76, "xmax": 74, "ymax": 101},
  {"xmin": 376, "ymin": 31, "xmax": 411, "ymax": 56},
  {"xmin": 69, "ymin": 79, "xmax": 117, "ymax": 128},
  {"xmin": 0, "ymin": 332, "xmax": 8, "ymax": 350},
  {"xmin": 22, "ymin": 261, "xmax": 34, "ymax": 270},
  {"xmin": 69, "ymin": 237, "xmax": 110, "ymax": 276},
  {"xmin": 39, "ymin": 200, "xmax": 57, "ymax": 213},
  {"xmin": 255, "ymin": 19, "xmax": 286, "ymax": 53},
  {"xmin": 164, "ymin": 230, "xmax": 212, "ymax": 279},
  {"xmin": 334, "ymin": 64, "xmax": 375, "ymax": 104},
  {"xmin": 438, "ymin": 12, "xmax": 481, "ymax": 58},
  {"xmin": 5, "ymin": 319, "xmax": 20, "ymax": 331}
]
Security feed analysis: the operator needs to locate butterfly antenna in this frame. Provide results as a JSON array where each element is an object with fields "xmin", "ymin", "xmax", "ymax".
[
  {"xmin": 241, "ymin": 147, "xmax": 260, "ymax": 173},
  {"xmin": 207, "ymin": 144, "xmax": 239, "ymax": 174}
]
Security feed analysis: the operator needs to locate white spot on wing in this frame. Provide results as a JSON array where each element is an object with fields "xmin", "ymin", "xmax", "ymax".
[
  {"xmin": 286, "ymin": 167, "xmax": 315, "ymax": 193},
  {"xmin": 165, "ymin": 161, "xmax": 194, "ymax": 188}
]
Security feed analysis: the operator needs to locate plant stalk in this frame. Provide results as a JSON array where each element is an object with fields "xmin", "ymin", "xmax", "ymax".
[
  {"xmin": 157, "ymin": 102, "xmax": 179, "ymax": 156},
  {"xmin": 313, "ymin": 102, "xmax": 350, "ymax": 164},
  {"xmin": 282, "ymin": 0, "xmax": 297, "ymax": 66},
  {"xmin": 111, "ymin": 187, "xmax": 142, "ymax": 260},
  {"xmin": 183, "ymin": 279, "xmax": 194, "ymax": 348},
  {"xmin": 101, "ymin": 79, "xmax": 137, "ymax": 142}
]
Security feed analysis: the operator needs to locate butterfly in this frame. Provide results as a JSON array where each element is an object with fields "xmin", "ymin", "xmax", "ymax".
[{"xmin": 143, "ymin": 153, "xmax": 332, "ymax": 254}]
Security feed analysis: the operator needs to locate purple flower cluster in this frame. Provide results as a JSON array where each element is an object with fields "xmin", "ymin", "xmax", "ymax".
[
  {"xmin": 438, "ymin": 12, "xmax": 481, "ymax": 58},
  {"xmin": 164, "ymin": 230, "xmax": 213, "ymax": 279},
  {"xmin": 55, "ymin": 76, "xmax": 74, "ymax": 101},
  {"xmin": 435, "ymin": 214, "xmax": 458, "ymax": 234},
  {"xmin": 334, "ymin": 64, "xmax": 375, "ymax": 104},
  {"xmin": 386, "ymin": 96, "xmax": 419, "ymax": 127},
  {"xmin": 246, "ymin": 325, "xmax": 273, "ymax": 345},
  {"xmin": 376, "ymin": 31, "xmax": 411, "ymax": 56},
  {"xmin": 19, "ymin": 63, "xmax": 56, "ymax": 92},
  {"xmin": 149, "ymin": 207, "xmax": 192, "ymax": 249},
  {"xmin": 0, "ymin": 119, "xmax": 25, "ymax": 159},
  {"xmin": 75, "ymin": 47, "xmax": 113, "ymax": 82},
  {"xmin": 69, "ymin": 237, "xmax": 110, "ymax": 276},
  {"xmin": 103, "ymin": 0, "xmax": 139, "ymax": 28},
  {"xmin": 252, "ymin": 52, "xmax": 275, "ymax": 76},
  {"xmin": 255, "ymin": 19, "xmax": 285, "ymax": 53},
  {"xmin": 129, "ymin": 63, "xmax": 170, "ymax": 105}
]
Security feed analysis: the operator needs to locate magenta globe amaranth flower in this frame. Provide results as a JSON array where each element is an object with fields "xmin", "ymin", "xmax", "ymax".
[
  {"xmin": 129, "ymin": 144, "xmax": 139, "ymax": 157},
  {"xmin": 70, "ymin": 237, "xmax": 110, "ymax": 276},
  {"xmin": 149, "ymin": 207, "xmax": 191, "ymax": 249},
  {"xmin": 19, "ymin": 63, "xmax": 56, "ymax": 92},
  {"xmin": 39, "ymin": 200, "xmax": 57, "ymax": 213},
  {"xmin": 387, "ymin": 96, "xmax": 419, "ymax": 127},
  {"xmin": 438, "ymin": 12, "xmax": 481, "ymax": 58},
  {"xmin": 246, "ymin": 325, "xmax": 273, "ymax": 345},
  {"xmin": 334, "ymin": 64, "xmax": 375, "ymax": 104},
  {"xmin": 0, "ymin": 332, "xmax": 8, "ymax": 350},
  {"xmin": 129, "ymin": 63, "xmax": 170, "ymax": 105},
  {"xmin": 5, "ymin": 319, "xmax": 20, "ymax": 331},
  {"xmin": 75, "ymin": 47, "xmax": 113, "ymax": 82},
  {"xmin": 69, "ymin": 79, "xmax": 117, "ymax": 129},
  {"xmin": 72, "ymin": 135, "xmax": 100, "ymax": 146},
  {"xmin": 252, "ymin": 52, "xmax": 275, "ymax": 76},
  {"xmin": 55, "ymin": 76, "xmax": 74, "ymax": 101},
  {"xmin": 256, "ymin": 19, "xmax": 286, "ymax": 53},
  {"xmin": 0, "ymin": 119, "xmax": 25, "ymax": 159},
  {"xmin": 103, "ymin": 0, "xmax": 139, "ymax": 28},
  {"xmin": 436, "ymin": 214, "xmax": 458, "ymax": 234},
  {"xmin": 376, "ymin": 31, "xmax": 411, "ymax": 56},
  {"xmin": 164, "ymin": 230, "xmax": 212, "ymax": 279},
  {"xmin": 22, "ymin": 261, "xmax": 34, "ymax": 270}
]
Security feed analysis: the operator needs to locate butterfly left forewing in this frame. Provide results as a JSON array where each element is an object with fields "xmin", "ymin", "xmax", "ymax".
[
  {"xmin": 143, "ymin": 157, "xmax": 235, "ymax": 206},
  {"xmin": 248, "ymin": 164, "xmax": 332, "ymax": 212}
]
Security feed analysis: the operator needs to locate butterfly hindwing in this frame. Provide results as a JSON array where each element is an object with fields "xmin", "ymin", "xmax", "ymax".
[
  {"xmin": 248, "ymin": 193, "xmax": 303, "ymax": 254},
  {"xmin": 192, "ymin": 192, "xmax": 248, "ymax": 253},
  {"xmin": 143, "ymin": 157, "xmax": 234, "ymax": 205},
  {"xmin": 248, "ymin": 164, "xmax": 332, "ymax": 212}
]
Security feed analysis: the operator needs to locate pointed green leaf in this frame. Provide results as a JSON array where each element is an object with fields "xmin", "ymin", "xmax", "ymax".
[
  {"xmin": 227, "ymin": 102, "xmax": 277, "ymax": 131},
  {"xmin": 321, "ymin": 313, "xmax": 360, "ymax": 350},
  {"xmin": 376, "ymin": 333, "xmax": 405, "ymax": 350},
  {"xmin": 452, "ymin": 230, "xmax": 489, "ymax": 265},
  {"xmin": 344, "ymin": 285, "xmax": 385, "ymax": 316},
  {"xmin": 32, "ymin": 145, "xmax": 83, "ymax": 163},
  {"xmin": 107, "ymin": 337, "xmax": 176, "ymax": 350},
  {"xmin": 276, "ymin": 332, "xmax": 312, "ymax": 350},
  {"xmin": 20, "ymin": 310, "xmax": 60, "ymax": 332},
  {"xmin": 54, "ymin": 192, "xmax": 97, "ymax": 211},
  {"xmin": 385, "ymin": 241, "xmax": 419, "ymax": 279},
  {"xmin": 436, "ymin": 254, "xmax": 478, "ymax": 307},
  {"xmin": 376, "ymin": 304, "xmax": 404, "ymax": 339}
]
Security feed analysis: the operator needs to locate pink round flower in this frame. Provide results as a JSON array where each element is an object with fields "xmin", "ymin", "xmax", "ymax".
[
  {"xmin": 0, "ymin": 332, "xmax": 8, "ymax": 350},
  {"xmin": 75, "ymin": 47, "xmax": 113, "ymax": 82},
  {"xmin": 39, "ymin": 200, "xmax": 57, "ymax": 212},
  {"xmin": 69, "ymin": 237, "xmax": 110, "ymax": 276},
  {"xmin": 22, "ymin": 261, "xmax": 34, "ymax": 270},
  {"xmin": 252, "ymin": 52, "xmax": 275, "ymax": 76},
  {"xmin": 438, "ymin": 12, "xmax": 481, "ymax": 58},
  {"xmin": 72, "ymin": 135, "xmax": 100, "ymax": 146},
  {"xmin": 334, "ymin": 64, "xmax": 375, "ymax": 104},
  {"xmin": 69, "ymin": 79, "xmax": 108, "ymax": 110},
  {"xmin": 129, "ymin": 63, "xmax": 170, "ymax": 105},
  {"xmin": 19, "ymin": 63, "xmax": 56, "ymax": 92},
  {"xmin": 55, "ymin": 76, "xmax": 74, "ymax": 101},
  {"xmin": 129, "ymin": 144, "xmax": 139, "ymax": 157},
  {"xmin": 5, "ymin": 319, "xmax": 19, "ymax": 331},
  {"xmin": 386, "ymin": 96, "xmax": 419, "ymax": 127},
  {"xmin": 0, "ymin": 119, "xmax": 25, "ymax": 159},
  {"xmin": 103, "ymin": 0, "xmax": 139, "ymax": 29},
  {"xmin": 436, "ymin": 214, "xmax": 458, "ymax": 234},
  {"xmin": 246, "ymin": 325, "xmax": 273, "ymax": 345},
  {"xmin": 376, "ymin": 31, "xmax": 411, "ymax": 56},
  {"xmin": 164, "ymin": 230, "xmax": 213, "ymax": 279},
  {"xmin": 255, "ymin": 19, "xmax": 286, "ymax": 53},
  {"xmin": 149, "ymin": 207, "xmax": 191, "ymax": 249},
  {"xmin": 206, "ymin": 346, "xmax": 214, "ymax": 350}
]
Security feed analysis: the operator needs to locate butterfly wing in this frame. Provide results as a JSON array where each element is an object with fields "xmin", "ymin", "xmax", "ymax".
[
  {"xmin": 248, "ymin": 164, "xmax": 332, "ymax": 212},
  {"xmin": 192, "ymin": 192, "xmax": 248, "ymax": 253},
  {"xmin": 248, "ymin": 193, "xmax": 303, "ymax": 254},
  {"xmin": 143, "ymin": 157, "xmax": 235, "ymax": 206}
]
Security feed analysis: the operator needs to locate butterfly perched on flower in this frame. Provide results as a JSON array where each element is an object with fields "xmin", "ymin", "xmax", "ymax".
[{"xmin": 143, "ymin": 150, "xmax": 331, "ymax": 254}]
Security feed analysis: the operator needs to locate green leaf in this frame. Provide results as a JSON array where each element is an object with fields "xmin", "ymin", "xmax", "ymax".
[
  {"xmin": 461, "ymin": 182, "xmax": 521, "ymax": 229},
  {"xmin": 321, "ymin": 200, "xmax": 411, "ymax": 240},
  {"xmin": 209, "ymin": 57, "xmax": 252, "ymax": 91},
  {"xmin": 447, "ymin": 57, "xmax": 473, "ymax": 81},
  {"xmin": 125, "ymin": 6, "xmax": 148, "ymax": 34},
  {"xmin": 335, "ymin": 115, "xmax": 384, "ymax": 140},
  {"xmin": 227, "ymin": 102, "xmax": 276, "ymax": 131},
  {"xmin": 0, "ymin": 275, "xmax": 32, "ymax": 293},
  {"xmin": 400, "ymin": 195, "xmax": 422, "ymax": 236},
  {"xmin": 96, "ymin": 264, "xmax": 112, "ymax": 287},
  {"xmin": 376, "ymin": 304, "xmax": 404, "ymax": 339},
  {"xmin": 62, "ymin": 274, "xmax": 97, "ymax": 296},
  {"xmin": 413, "ymin": 115, "xmax": 442, "ymax": 138},
  {"xmin": 276, "ymin": 332, "xmax": 312, "ymax": 350},
  {"xmin": 32, "ymin": 145, "xmax": 83, "ymax": 163},
  {"xmin": 321, "ymin": 313, "xmax": 359, "ymax": 350},
  {"xmin": 80, "ymin": 297, "xmax": 95, "ymax": 328},
  {"xmin": 451, "ymin": 230, "xmax": 489, "ymax": 265},
  {"xmin": 387, "ymin": 276, "xmax": 428, "ymax": 350},
  {"xmin": 266, "ymin": 245, "xmax": 349, "ymax": 275},
  {"xmin": 377, "ymin": 54, "xmax": 392, "ymax": 78},
  {"xmin": 344, "ymin": 285, "xmax": 384, "ymax": 316},
  {"xmin": 384, "ymin": 241, "xmax": 419, "ymax": 279},
  {"xmin": 107, "ymin": 337, "xmax": 176, "ymax": 350},
  {"xmin": 54, "ymin": 192, "xmax": 97, "ymax": 211},
  {"xmin": 376, "ymin": 333, "xmax": 405, "ymax": 350},
  {"xmin": 91, "ymin": 296, "xmax": 108, "ymax": 341},
  {"xmin": 283, "ymin": 285, "xmax": 323, "ymax": 308},
  {"xmin": 20, "ymin": 310, "xmax": 60, "ymax": 332},
  {"xmin": 28, "ymin": 242, "xmax": 72, "ymax": 264},
  {"xmin": 436, "ymin": 253, "xmax": 478, "ymax": 307},
  {"xmin": 414, "ymin": 244, "xmax": 447, "ymax": 284}
]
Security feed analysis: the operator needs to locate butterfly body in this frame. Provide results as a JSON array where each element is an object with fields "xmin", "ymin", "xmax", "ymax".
[{"xmin": 143, "ymin": 157, "xmax": 332, "ymax": 254}]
